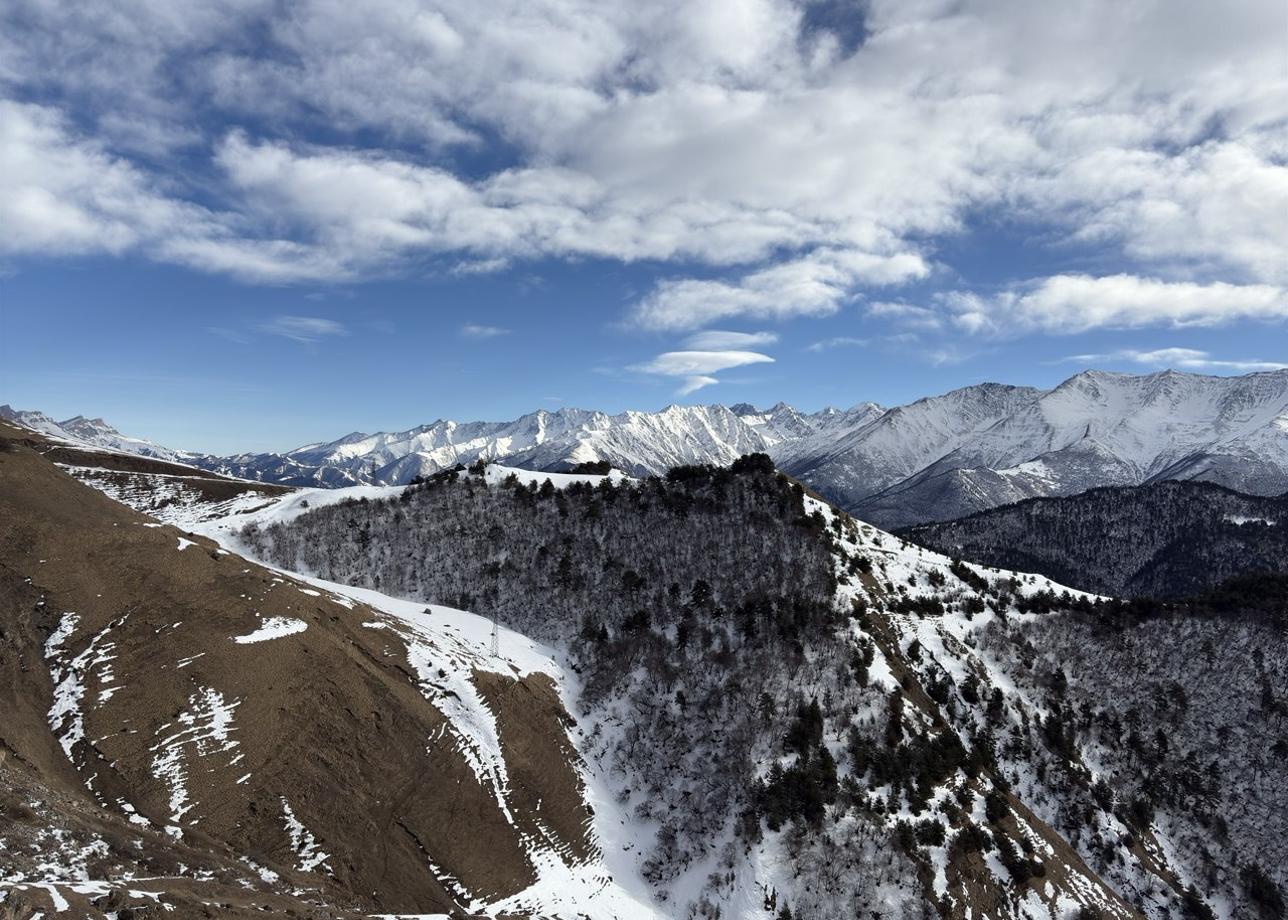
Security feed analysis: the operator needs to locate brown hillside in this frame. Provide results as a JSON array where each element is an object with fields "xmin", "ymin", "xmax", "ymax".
[{"xmin": 0, "ymin": 421, "xmax": 592, "ymax": 917}]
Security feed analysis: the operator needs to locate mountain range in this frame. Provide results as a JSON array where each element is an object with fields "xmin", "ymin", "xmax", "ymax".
[{"xmin": 7, "ymin": 367, "xmax": 1288, "ymax": 528}]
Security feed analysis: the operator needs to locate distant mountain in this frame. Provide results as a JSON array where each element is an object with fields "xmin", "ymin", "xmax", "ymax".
[
  {"xmin": 0, "ymin": 403, "xmax": 187, "ymax": 462},
  {"xmin": 901, "ymin": 479, "xmax": 1288, "ymax": 598},
  {"xmin": 8, "ymin": 368, "xmax": 1288, "ymax": 527},
  {"xmin": 835, "ymin": 369, "xmax": 1288, "ymax": 527},
  {"xmin": 196, "ymin": 402, "xmax": 887, "ymax": 488},
  {"xmin": 190, "ymin": 369, "xmax": 1288, "ymax": 526}
]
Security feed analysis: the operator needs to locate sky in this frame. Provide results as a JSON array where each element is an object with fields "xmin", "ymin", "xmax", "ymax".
[{"xmin": 1, "ymin": 0, "xmax": 1286, "ymax": 453}]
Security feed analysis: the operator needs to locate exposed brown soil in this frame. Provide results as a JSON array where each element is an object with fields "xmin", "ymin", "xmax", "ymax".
[
  {"xmin": 39, "ymin": 442, "xmax": 292, "ymax": 511},
  {"xmin": 0, "ymin": 421, "xmax": 592, "ymax": 917},
  {"xmin": 40, "ymin": 444, "xmax": 290, "ymax": 490}
]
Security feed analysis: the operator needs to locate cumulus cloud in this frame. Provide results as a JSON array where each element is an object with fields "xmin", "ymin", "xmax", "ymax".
[
  {"xmin": 633, "ymin": 249, "xmax": 928, "ymax": 331},
  {"xmin": 632, "ymin": 349, "xmax": 775, "ymax": 395},
  {"xmin": 1064, "ymin": 348, "xmax": 1286, "ymax": 373},
  {"xmin": 257, "ymin": 315, "xmax": 348, "ymax": 343},
  {"xmin": 947, "ymin": 275, "xmax": 1288, "ymax": 335},
  {"xmin": 1, "ymin": 0, "xmax": 1285, "ymax": 335},
  {"xmin": 0, "ymin": 100, "xmax": 210, "ymax": 257}
]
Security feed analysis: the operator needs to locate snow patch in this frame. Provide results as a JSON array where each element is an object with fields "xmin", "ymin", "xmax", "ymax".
[
  {"xmin": 232, "ymin": 616, "xmax": 307, "ymax": 644},
  {"xmin": 148, "ymin": 687, "xmax": 241, "ymax": 829},
  {"xmin": 281, "ymin": 798, "xmax": 331, "ymax": 874}
]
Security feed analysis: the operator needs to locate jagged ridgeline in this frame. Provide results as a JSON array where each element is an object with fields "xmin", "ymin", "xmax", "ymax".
[{"xmin": 238, "ymin": 457, "xmax": 1288, "ymax": 920}]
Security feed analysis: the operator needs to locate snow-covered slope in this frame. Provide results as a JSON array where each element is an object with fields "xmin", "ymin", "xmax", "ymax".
[
  {"xmin": 197, "ymin": 370, "xmax": 1288, "ymax": 524},
  {"xmin": 208, "ymin": 460, "xmax": 1281, "ymax": 920},
  {"xmin": 0, "ymin": 404, "xmax": 188, "ymax": 462},
  {"xmin": 51, "ymin": 432, "xmax": 1288, "ymax": 919},
  {"xmin": 813, "ymin": 370, "xmax": 1288, "ymax": 526},
  {"xmin": 12, "ymin": 368, "xmax": 1288, "ymax": 527}
]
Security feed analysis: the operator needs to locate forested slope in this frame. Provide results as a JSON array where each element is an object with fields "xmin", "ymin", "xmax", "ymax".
[
  {"xmin": 901, "ymin": 481, "xmax": 1288, "ymax": 598},
  {"xmin": 236, "ymin": 458, "xmax": 1288, "ymax": 920}
]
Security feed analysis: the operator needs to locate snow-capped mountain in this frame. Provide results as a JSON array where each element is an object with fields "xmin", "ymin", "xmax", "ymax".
[
  {"xmin": 199, "ymin": 402, "xmax": 884, "ymax": 489},
  {"xmin": 9, "ymin": 368, "xmax": 1288, "ymax": 527},
  {"xmin": 0, "ymin": 403, "xmax": 187, "ymax": 462},
  {"xmin": 842, "ymin": 369, "xmax": 1288, "ymax": 526},
  {"xmin": 189, "ymin": 369, "xmax": 1288, "ymax": 526}
]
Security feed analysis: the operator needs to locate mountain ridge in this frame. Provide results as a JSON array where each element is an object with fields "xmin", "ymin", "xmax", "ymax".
[
  {"xmin": 8, "ymin": 367, "xmax": 1288, "ymax": 527},
  {"xmin": 901, "ymin": 478, "xmax": 1288, "ymax": 598}
]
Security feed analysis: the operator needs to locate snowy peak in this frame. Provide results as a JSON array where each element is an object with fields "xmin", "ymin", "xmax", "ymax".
[
  {"xmin": 808, "ymin": 370, "xmax": 1288, "ymax": 526},
  {"xmin": 57, "ymin": 415, "xmax": 121, "ymax": 440},
  {"xmin": 14, "ymin": 368, "xmax": 1288, "ymax": 525},
  {"xmin": 0, "ymin": 404, "xmax": 184, "ymax": 461},
  {"xmin": 199, "ymin": 399, "xmax": 890, "ymax": 488}
]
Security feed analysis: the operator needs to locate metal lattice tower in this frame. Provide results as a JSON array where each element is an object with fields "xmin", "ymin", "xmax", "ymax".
[{"xmin": 490, "ymin": 617, "xmax": 500, "ymax": 658}]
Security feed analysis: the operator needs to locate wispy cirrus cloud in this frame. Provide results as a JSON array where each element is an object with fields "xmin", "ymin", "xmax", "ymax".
[
  {"xmin": 460, "ymin": 323, "xmax": 511, "ymax": 339},
  {"xmin": 1062, "ymin": 347, "xmax": 1286, "ymax": 373},
  {"xmin": 866, "ymin": 302, "xmax": 943, "ymax": 332},
  {"xmin": 257, "ymin": 315, "xmax": 348, "ymax": 344},
  {"xmin": 681, "ymin": 330, "xmax": 779, "ymax": 350},
  {"xmin": 806, "ymin": 336, "xmax": 867, "ymax": 352},
  {"xmin": 632, "ymin": 349, "xmax": 775, "ymax": 396}
]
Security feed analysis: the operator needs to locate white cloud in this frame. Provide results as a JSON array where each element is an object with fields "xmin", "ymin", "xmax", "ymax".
[
  {"xmin": 1, "ymin": 0, "xmax": 1286, "ymax": 336},
  {"xmin": 1012, "ymin": 133, "xmax": 1288, "ymax": 285},
  {"xmin": 676, "ymin": 375, "xmax": 720, "ymax": 395},
  {"xmin": 460, "ymin": 323, "xmax": 510, "ymax": 338},
  {"xmin": 681, "ymin": 330, "xmax": 778, "ymax": 349},
  {"xmin": 1065, "ymin": 347, "xmax": 1286, "ymax": 373},
  {"xmin": 866, "ymin": 301, "xmax": 944, "ymax": 332},
  {"xmin": 947, "ymin": 275, "xmax": 1288, "ymax": 335},
  {"xmin": 806, "ymin": 336, "xmax": 867, "ymax": 352},
  {"xmin": 632, "ymin": 348, "xmax": 775, "ymax": 395},
  {"xmin": 634, "ymin": 350, "xmax": 775, "ymax": 376},
  {"xmin": 633, "ymin": 249, "xmax": 928, "ymax": 331},
  {"xmin": 257, "ymin": 315, "xmax": 348, "ymax": 343},
  {"xmin": 0, "ymin": 100, "xmax": 210, "ymax": 257}
]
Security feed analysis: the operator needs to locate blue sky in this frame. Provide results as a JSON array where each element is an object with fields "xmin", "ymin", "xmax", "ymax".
[{"xmin": 1, "ymin": 0, "xmax": 1285, "ymax": 453}]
